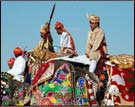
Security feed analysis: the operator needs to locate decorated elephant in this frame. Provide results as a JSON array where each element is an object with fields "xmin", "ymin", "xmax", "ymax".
[{"xmin": 1, "ymin": 54, "xmax": 134, "ymax": 106}]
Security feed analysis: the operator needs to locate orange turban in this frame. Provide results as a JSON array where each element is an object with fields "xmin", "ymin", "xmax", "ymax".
[
  {"xmin": 54, "ymin": 21, "xmax": 64, "ymax": 30},
  {"xmin": 8, "ymin": 57, "xmax": 15, "ymax": 65},
  {"xmin": 13, "ymin": 47, "xmax": 23, "ymax": 55}
]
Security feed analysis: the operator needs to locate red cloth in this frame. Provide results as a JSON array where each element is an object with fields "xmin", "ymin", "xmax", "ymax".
[
  {"xmin": 113, "ymin": 95, "xmax": 121, "ymax": 104},
  {"xmin": 86, "ymin": 80, "xmax": 97, "ymax": 105},
  {"xmin": 111, "ymin": 66, "xmax": 134, "ymax": 102},
  {"xmin": 32, "ymin": 60, "xmax": 53, "ymax": 85},
  {"xmin": 13, "ymin": 47, "xmax": 23, "ymax": 55},
  {"xmin": 8, "ymin": 57, "xmax": 15, "ymax": 65}
]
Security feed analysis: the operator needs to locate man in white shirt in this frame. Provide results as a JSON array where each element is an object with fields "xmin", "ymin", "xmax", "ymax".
[
  {"xmin": 8, "ymin": 47, "xmax": 26, "ymax": 82},
  {"xmin": 54, "ymin": 21, "xmax": 76, "ymax": 55},
  {"xmin": 5, "ymin": 47, "xmax": 26, "ymax": 101}
]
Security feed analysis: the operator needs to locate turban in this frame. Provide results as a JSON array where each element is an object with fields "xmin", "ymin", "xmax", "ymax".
[
  {"xmin": 88, "ymin": 14, "xmax": 100, "ymax": 23},
  {"xmin": 8, "ymin": 57, "xmax": 15, "ymax": 65},
  {"xmin": 54, "ymin": 21, "xmax": 64, "ymax": 30},
  {"xmin": 40, "ymin": 22, "xmax": 49, "ymax": 33},
  {"xmin": 13, "ymin": 47, "xmax": 23, "ymax": 55}
]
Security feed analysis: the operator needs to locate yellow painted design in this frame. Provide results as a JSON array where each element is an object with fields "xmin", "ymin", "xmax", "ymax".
[
  {"xmin": 50, "ymin": 97, "xmax": 57, "ymax": 103},
  {"xmin": 49, "ymin": 83, "xmax": 55, "ymax": 88},
  {"xmin": 16, "ymin": 101, "xmax": 23, "ymax": 106}
]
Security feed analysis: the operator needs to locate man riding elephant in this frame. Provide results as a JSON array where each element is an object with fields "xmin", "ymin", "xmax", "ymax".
[
  {"xmin": 54, "ymin": 21, "xmax": 77, "ymax": 56},
  {"xmin": 27, "ymin": 22, "xmax": 57, "ymax": 61},
  {"xmin": 3, "ymin": 47, "xmax": 27, "ymax": 105}
]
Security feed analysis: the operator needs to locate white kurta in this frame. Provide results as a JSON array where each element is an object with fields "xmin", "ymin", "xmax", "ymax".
[
  {"xmin": 8, "ymin": 56, "xmax": 26, "ymax": 81},
  {"xmin": 60, "ymin": 32, "xmax": 72, "ymax": 48}
]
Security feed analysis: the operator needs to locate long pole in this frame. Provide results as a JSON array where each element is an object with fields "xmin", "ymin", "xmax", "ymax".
[{"xmin": 42, "ymin": 3, "xmax": 56, "ymax": 50}]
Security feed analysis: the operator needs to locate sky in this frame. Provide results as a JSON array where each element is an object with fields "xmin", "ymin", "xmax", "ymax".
[{"xmin": 1, "ymin": 1, "xmax": 134, "ymax": 72}]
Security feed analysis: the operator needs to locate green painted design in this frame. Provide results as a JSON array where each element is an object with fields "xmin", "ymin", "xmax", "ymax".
[
  {"xmin": 4, "ymin": 88, "xmax": 10, "ymax": 92},
  {"xmin": 38, "ymin": 83, "xmax": 72, "ymax": 96},
  {"xmin": 75, "ymin": 87, "xmax": 81, "ymax": 95},
  {"xmin": 57, "ymin": 99, "xmax": 62, "ymax": 103},
  {"xmin": 2, "ymin": 100, "xmax": 8, "ymax": 106}
]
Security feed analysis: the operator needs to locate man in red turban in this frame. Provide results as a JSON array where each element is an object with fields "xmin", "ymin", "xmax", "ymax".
[
  {"xmin": 7, "ymin": 47, "xmax": 26, "ymax": 99},
  {"xmin": 8, "ymin": 47, "xmax": 26, "ymax": 82},
  {"xmin": 54, "ymin": 21, "xmax": 76, "ymax": 55}
]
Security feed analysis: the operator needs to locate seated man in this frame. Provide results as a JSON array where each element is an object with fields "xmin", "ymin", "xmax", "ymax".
[
  {"xmin": 85, "ymin": 14, "xmax": 107, "ymax": 75},
  {"xmin": 6, "ymin": 47, "xmax": 26, "ymax": 100},
  {"xmin": 54, "ymin": 21, "xmax": 77, "ymax": 56},
  {"xmin": 33, "ymin": 22, "xmax": 54, "ymax": 52},
  {"xmin": 8, "ymin": 47, "xmax": 26, "ymax": 82},
  {"xmin": 85, "ymin": 14, "xmax": 108, "ymax": 98},
  {"xmin": 1, "ymin": 57, "xmax": 15, "ymax": 91},
  {"xmin": 27, "ymin": 22, "xmax": 56, "ymax": 61}
]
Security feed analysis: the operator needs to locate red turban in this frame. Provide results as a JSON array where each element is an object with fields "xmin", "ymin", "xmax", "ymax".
[
  {"xmin": 54, "ymin": 21, "xmax": 64, "ymax": 30},
  {"xmin": 8, "ymin": 57, "xmax": 15, "ymax": 65},
  {"xmin": 13, "ymin": 47, "xmax": 23, "ymax": 55}
]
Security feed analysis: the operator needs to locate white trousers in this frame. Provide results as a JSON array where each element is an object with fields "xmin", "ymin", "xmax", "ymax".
[
  {"xmin": 89, "ymin": 59, "xmax": 97, "ymax": 73},
  {"xmin": 75, "ymin": 55, "xmax": 98, "ymax": 72}
]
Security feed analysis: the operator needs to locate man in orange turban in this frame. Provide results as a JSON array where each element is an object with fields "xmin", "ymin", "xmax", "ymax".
[
  {"xmin": 7, "ymin": 47, "xmax": 26, "ymax": 82},
  {"xmin": 54, "ymin": 21, "xmax": 76, "ymax": 55},
  {"xmin": 6, "ymin": 47, "xmax": 26, "ymax": 99}
]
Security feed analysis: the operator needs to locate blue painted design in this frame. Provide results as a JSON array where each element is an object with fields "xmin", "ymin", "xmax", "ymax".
[
  {"xmin": 52, "ymin": 69, "xmax": 66, "ymax": 84},
  {"xmin": 79, "ymin": 78, "xmax": 85, "ymax": 87}
]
